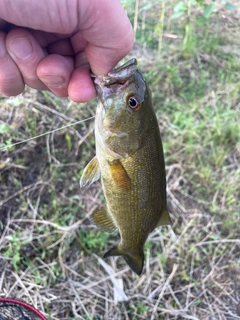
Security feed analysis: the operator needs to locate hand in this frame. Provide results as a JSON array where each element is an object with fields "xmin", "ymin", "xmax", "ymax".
[{"xmin": 0, "ymin": 0, "xmax": 134, "ymax": 101}]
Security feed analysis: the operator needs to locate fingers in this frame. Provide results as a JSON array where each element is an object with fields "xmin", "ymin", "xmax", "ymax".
[
  {"xmin": 68, "ymin": 68, "xmax": 96, "ymax": 102},
  {"xmin": 0, "ymin": 31, "xmax": 24, "ymax": 95},
  {"xmin": 0, "ymin": 19, "xmax": 6, "ymax": 29},
  {"xmin": 0, "ymin": 0, "xmax": 134, "ymax": 101},
  {"xmin": 47, "ymin": 38, "xmax": 74, "ymax": 56},
  {"xmin": 37, "ymin": 51, "xmax": 96, "ymax": 101},
  {"xmin": 0, "ymin": 28, "xmax": 75, "ymax": 97},
  {"xmin": 68, "ymin": 51, "xmax": 96, "ymax": 102},
  {"xmin": 0, "ymin": 26, "xmax": 93, "ymax": 100},
  {"xmin": 6, "ymin": 28, "xmax": 47, "ymax": 91},
  {"xmin": 37, "ymin": 54, "xmax": 74, "ymax": 97},
  {"xmin": 0, "ymin": 0, "xmax": 78, "ymax": 34}
]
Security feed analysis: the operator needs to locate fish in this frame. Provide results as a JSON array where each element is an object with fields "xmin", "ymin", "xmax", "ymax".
[{"xmin": 80, "ymin": 58, "xmax": 171, "ymax": 275}]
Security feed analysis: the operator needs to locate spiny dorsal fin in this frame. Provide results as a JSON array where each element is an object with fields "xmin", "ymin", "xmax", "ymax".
[
  {"xmin": 156, "ymin": 209, "xmax": 172, "ymax": 227},
  {"xmin": 109, "ymin": 159, "xmax": 131, "ymax": 191},
  {"xmin": 80, "ymin": 156, "xmax": 101, "ymax": 188},
  {"xmin": 90, "ymin": 206, "xmax": 117, "ymax": 233}
]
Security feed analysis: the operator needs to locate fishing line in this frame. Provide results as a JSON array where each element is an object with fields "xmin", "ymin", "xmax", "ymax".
[{"xmin": 0, "ymin": 115, "xmax": 95, "ymax": 152}]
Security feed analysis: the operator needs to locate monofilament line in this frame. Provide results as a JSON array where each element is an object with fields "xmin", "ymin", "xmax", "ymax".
[{"xmin": 0, "ymin": 115, "xmax": 95, "ymax": 152}]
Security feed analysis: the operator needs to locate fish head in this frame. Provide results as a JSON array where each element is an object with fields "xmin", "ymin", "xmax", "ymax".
[{"xmin": 94, "ymin": 58, "xmax": 153, "ymax": 158}]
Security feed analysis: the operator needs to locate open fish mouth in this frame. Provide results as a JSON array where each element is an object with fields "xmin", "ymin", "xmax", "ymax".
[
  {"xmin": 94, "ymin": 58, "xmax": 138, "ymax": 89},
  {"xmin": 102, "ymin": 58, "xmax": 138, "ymax": 86},
  {"xmin": 94, "ymin": 58, "xmax": 145, "ymax": 110}
]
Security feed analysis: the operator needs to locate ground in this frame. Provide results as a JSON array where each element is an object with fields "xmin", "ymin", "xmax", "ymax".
[{"xmin": 0, "ymin": 1, "xmax": 240, "ymax": 319}]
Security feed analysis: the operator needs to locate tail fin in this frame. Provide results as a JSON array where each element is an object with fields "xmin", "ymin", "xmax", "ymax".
[{"xmin": 103, "ymin": 246, "xmax": 144, "ymax": 276}]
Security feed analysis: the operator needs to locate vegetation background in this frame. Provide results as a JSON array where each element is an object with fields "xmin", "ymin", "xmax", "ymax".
[{"xmin": 0, "ymin": 0, "xmax": 240, "ymax": 319}]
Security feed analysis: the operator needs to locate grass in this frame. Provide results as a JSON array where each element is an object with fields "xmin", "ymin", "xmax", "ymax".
[{"xmin": 1, "ymin": 1, "xmax": 240, "ymax": 319}]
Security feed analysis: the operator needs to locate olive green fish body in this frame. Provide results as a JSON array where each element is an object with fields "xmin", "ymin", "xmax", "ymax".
[{"xmin": 80, "ymin": 59, "xmax": 171, "ymax": 275}]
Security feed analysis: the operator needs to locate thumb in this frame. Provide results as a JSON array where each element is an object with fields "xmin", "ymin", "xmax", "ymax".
[{"xmin": 79, "ymin": 0, "xmax": 134, "ymax": 75}]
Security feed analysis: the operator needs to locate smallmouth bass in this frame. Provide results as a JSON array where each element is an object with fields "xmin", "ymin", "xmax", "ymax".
[{"xmin": 80, "ymin": 58, "xmax": 171, "ymax": 275}]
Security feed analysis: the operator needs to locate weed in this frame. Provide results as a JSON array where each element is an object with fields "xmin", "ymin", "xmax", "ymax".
[{"xmin": 78, "ymin": 229, "xmax": 110, "ymax": 253}]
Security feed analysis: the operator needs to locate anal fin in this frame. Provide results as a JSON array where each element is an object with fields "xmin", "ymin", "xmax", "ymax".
[{"xmin": 90, "ymin": 206, "xmax": 117, "ymax": 233}]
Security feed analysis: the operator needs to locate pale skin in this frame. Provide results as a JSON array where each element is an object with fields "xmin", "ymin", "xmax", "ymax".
[{"xmin": 0, "ymin": 0, "xmax": 134, "ymax": 101}]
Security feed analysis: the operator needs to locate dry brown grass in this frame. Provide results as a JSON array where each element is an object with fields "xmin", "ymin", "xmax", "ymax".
[
  {"xmin": 0, "ymin": 173, "xmax": 239, "ymax": 319},
  {"xmin": 0, "ymin": 89, "xmax": 239, "ymax": 318}
]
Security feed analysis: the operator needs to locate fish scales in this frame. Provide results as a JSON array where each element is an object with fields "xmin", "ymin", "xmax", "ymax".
[
  {"xmin": 99, "ymin": 135, "xmax": 164, "ymax": 242},
  {"xmin": 80, "ymin": 58, "xmax": 171, "ymax": 275}
]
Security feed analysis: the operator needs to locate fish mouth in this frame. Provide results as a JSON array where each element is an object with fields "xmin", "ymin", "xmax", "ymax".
[
  {"xmin": 94, "ymin": 58, "xmax": 138, "ymax": 97},
  {"xmin": 94, "ymin": 58, "xmax": 146, "ymax": 112},
  {"xmin": 102, "ymin": 58, "xmax": 138, "ymax": 86}
]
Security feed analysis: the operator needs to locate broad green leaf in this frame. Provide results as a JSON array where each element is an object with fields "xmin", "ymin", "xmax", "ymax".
[
  {"xmin": 196, "ymin": 16, "xmax": 208, "ymax": 26},
  {"xmin": 170, "ymin": 11, "xmax": 185, "ymax": 20},
  {"xmin": 204, "ymin": 4, "xmax": 215, "ymax": 18},
  {"xmin": 140, "ymin": 3, "xmax": 154, "ymax": 11},
  {"xmin": 173, "ymin": 1, "xmax": 187, "ymax": 13},
  {"xmin": 225, "ymin": 2, "xmax": 237, "ymax": 10}
]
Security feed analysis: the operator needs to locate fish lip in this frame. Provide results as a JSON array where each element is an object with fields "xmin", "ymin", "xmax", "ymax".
[
  {"xmin": 94, "ymin": 58, "xmax": 146, "ymax": 110},
  {"xmin": 103, "ymin": 58, "xmax": 137, "ymax": 86},
  {"xmin": 94, "ymin": 58, "xmax": 138, "ymax": 90}
]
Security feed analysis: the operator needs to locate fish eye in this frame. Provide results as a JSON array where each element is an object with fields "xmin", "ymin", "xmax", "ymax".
[{"xmin": 128, "ymin": 97, "xmax": 140, "ymax": 111}]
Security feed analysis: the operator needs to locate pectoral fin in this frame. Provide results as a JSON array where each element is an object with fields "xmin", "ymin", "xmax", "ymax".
[
  {"xmin": 109, "ymin": 159, "xmax": 131, "ymax": 191},
  {"xmin": 80, "ymin": 156, "xmax": 101, "ymax": 188},
  {"xmin": 156, "ymin": 209, "xmax": 172, "ymax": 227},
  {"xmin": 90, "ymin": 206, "xmax": 117, "ymax": 233}
]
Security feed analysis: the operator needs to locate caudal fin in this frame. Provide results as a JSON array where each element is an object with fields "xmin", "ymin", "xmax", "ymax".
[{"xmin": 103, "ymin": 246, "xmax": 144, "ymax": 276}]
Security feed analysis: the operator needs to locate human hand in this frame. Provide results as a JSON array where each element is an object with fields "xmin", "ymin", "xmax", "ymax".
[{"xmin": 0, "ymin": 0, "xmax": 134, "ymax": 101}]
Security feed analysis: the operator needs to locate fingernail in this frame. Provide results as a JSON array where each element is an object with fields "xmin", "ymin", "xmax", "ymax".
[
  {"xmin": 9, "ymin": 37, "xmax": 33, "ymax": 60},
  {"xmin": 41, "ymin": 76, "xmax": 65, "ymax": 88}
]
